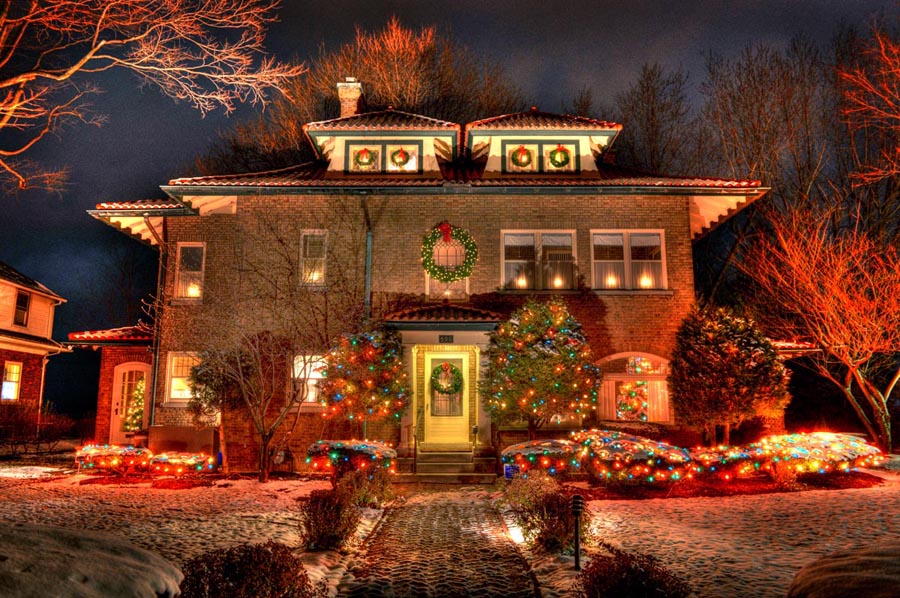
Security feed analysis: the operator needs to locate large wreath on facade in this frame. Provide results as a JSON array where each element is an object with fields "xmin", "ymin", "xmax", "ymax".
[
  {"xmin": 548, "ymin": 144, "xmax": 571, "ymax": 169},
  {"xmin": 421, "ymin": 221, "xmax": 478, "ymax": 283},
  {"xmin": 431, "ymin": 362, "xmax": 463, "ymax": 395},
  {"xmin": 510, "ymin": 145, "xmax": 533, "ymax": 168}
]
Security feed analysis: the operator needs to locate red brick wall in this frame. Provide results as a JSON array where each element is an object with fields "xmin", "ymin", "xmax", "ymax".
[
  {"xmin": 0, "ymin": 349, "xmax": 44, "ymax": 410},
  {"xmin": 93, "ymin": 346, "xmax": 152, "ymax": 444},
  {"xmin": 155, "ymin": 191, "xmax": 695, "ymax": 471}
]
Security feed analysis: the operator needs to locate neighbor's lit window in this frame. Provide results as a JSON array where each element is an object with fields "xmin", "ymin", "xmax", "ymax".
[
  {"xmin": 174, "ymin": 243, "xmax": 205, "ymax": 299},
  {"xmin": 13, "ymin": 291, "xmax": 29, "ymax": 327},
  {"xmin": 1, "ymin": 362, "xmax": 22, "ymax": 401},
  {"xmin": 592, "ymin": 231, "xmax": 665, "ymax": 290},
  {"xmin": 293, "ymin": 355, "xmax": 325, "ymax": 408},
  {"xmin": 502, "ymin": 231, "xmax": 575, "ymax": 290},
  {"xmin": 167, "ymin": 353, "xmax": 200, "ymax": 402},
  {"xmin": 300, "ymin": 232, "xmax": 326, "ymax": 286}
]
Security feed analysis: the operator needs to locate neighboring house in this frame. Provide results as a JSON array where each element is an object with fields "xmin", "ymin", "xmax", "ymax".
[
  {"xmin": 0, "ymin": 262, "xmax": 67, "ymax": 426},
  {"xmin": 88, "ymin": 80, "xmax": 765, "ymax": 474},
  {"xmin": 67, "ymin": 325, "xmax": 154, "ymax": 447}
]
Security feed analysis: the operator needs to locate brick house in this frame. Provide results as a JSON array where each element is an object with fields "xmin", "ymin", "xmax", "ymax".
[
  {"xmin": 0, "ymin": 262, "xmax": 67, "ymax": 432},
  {"xmin": 66, "ymin": 325, "xmax": 156, "ymax": 447},
  {"xmin": 89, "ymin": 80, "xmax": 764, "ymax": 474}
]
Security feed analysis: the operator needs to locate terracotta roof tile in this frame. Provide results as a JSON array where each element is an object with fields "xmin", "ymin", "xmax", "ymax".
[
  {"xmin": 305, "ymin": 109, "xmax": 459, "ymax": 131},
  {"xmin": 385, "ymin": 303, "xmax": 503, "ymax": 323},
  {"xmin": 94, "ymin": 200, "xmax": 183, "ymax": 211},
  {"xmin": 68, "ymin": 324, "xmax": 153, "ymax": 344},
  {"xmin": 467, "ymin": 108, "xmax": 621, "ymax": 131},
  {"xmin": 169, "ymin": 163, "xmax": 448, "ymax": 187},
  {"xmin": 0, "ymin": 262, "xmax": 64, "ymax": 300}
]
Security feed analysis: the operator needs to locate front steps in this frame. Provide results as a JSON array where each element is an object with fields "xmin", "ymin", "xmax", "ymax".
[{"xmin": 394, "ymin": 447, "xmax": 497, "ymax": 484}]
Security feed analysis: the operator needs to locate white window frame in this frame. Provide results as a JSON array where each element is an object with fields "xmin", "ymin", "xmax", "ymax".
[
  {"xmin": 1, "ymin": 361, "xmax": 22, "ymax": 401},
  {"xmin": 165, "ymin": 352, "xmax": 200, "ymax": 405},
  {"xmin": 590, "ymin": 229, "xmax": 667, "ymax": 290},
  {"xmin": 299, "ymin": 231, "xmax": 327, "ymax": 287},
  {"xmin": 292, "ymin": 354, "xmax": 326, "ymax": 411},
  {"xmin": 174, "ymin": 242, "xmax": 206, "ymax": 300},
  {"xmin": 500, "ymin": 229, "xmax": 577, "ymax": 291},
  {"xmin": 13, "ymin": 290, "xmax": 29, "ymax": 327}
]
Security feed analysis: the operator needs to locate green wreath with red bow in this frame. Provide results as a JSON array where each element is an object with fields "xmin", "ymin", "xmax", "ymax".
[
  {"xmin": 421, "ymin": 221, "xmax": 478, "ymax": 283},
  {"xmin": 548, "ymin": 144, "xmax": 571, "ymax": 168},
  {"xmin": 510, "ymin": 145, "xmax": 533, "ymax": 168},
  {"xmin": 431, "ymin": 362, "xmax": 464, "ymax": 395}
]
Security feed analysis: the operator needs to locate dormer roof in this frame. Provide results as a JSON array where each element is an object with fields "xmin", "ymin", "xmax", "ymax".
[{"xmin": 304, "ymin": 108, "xmax": 458, "ymax": 132}]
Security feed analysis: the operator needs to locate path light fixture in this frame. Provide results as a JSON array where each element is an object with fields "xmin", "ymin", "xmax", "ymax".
[{"xmin": 571, "ymin": 494, "xmax": 584, "ymax": 570}]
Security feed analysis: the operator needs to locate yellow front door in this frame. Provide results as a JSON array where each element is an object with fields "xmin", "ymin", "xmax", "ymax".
[{"xmin": 424, "ymin": 352, "xmax": 469, "ymax": 444}]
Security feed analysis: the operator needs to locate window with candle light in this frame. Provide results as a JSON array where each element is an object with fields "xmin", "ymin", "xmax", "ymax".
[
  {"xmin": 300, "ymin": 231, "xmax": 327, "ymax": 286},
  {"xmin": 591, "ymin": 231, "xmax": 665, "ymax": 290},
  {"xmin": 174, "ymin": 243, "xmax": 205, "ymax": 300},
  {"xmin": 502, "ymin": 230, "xmax": 576, "ymax": 290}
]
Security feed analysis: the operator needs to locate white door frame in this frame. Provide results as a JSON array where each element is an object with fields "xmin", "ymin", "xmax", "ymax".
[{"xmin": 110, "ymin": 362, "xmax": 151, "ymax": 445}]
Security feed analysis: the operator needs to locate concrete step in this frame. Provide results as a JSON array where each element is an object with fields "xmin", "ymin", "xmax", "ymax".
[
  {"xmin": 393, "ymin": 472, "xmax": 498, "ymax": 485},
  {"xmin": 416, "ymin": 451, "xmax": 473, "ymax": 464},
  {"xmin": 415, "ymin": 462, "xmax": 475, "ymax": 474}
]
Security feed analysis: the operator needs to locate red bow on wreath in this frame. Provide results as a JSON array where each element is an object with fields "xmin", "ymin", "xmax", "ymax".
[
  {"xmin": 441, "ymin": 362, "xmax": 450, "ymax": 373},
  {"xmin": 437, "ymin": 221, "xmax": 452, "ymax": 243}
]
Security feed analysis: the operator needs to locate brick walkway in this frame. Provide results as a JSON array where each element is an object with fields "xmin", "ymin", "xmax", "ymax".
[{"xmin": 338, "ymin": 490, "xmax": 540, "ymax": 598}]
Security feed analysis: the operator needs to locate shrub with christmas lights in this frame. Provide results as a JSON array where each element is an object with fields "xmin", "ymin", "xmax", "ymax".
[
  {"xmin": 318, "ymin": 328, "xmax": 410, "ymax": 438},
  {"xmin": 306, "ymin": 439, "xmax": 396, "ymax": 485},
  {"xmin": 481, "ymin": 299, "xmax": 602, "ymax": 438},
  {"xmin": 75, "ymin": 444, "xmax": 153, "ymax": 473},
  {"xmin": 501, "ymin": 438, "xmax": 583, "ymax": 476},
  {"xmin": 573, "ymin": 429, "xmax": 693, "ymax": 484}
]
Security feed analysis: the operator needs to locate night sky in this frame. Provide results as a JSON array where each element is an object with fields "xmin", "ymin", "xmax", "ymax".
[{"xmin": 0, "ymin": 0, "xmax": 892, "ymax": 415}]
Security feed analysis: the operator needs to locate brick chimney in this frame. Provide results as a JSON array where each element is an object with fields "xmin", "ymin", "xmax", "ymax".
[{"xmin": 337, "ymin": 77, "xmax": 363, "ymax": 118}]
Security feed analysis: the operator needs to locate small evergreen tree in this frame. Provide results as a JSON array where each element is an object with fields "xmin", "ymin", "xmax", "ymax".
[
  {"xmin": 668, "ymin": 305, "xmax": 791, "ymax": 445},
  {"xmin": 481, "ymin": 299, "xmax": 602, "ymax": 439},
  {"xmin": 318, "ymin": 328, "xmax": 410, "ymax": 438}
]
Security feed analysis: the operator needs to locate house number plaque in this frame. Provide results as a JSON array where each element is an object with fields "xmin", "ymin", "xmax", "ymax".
[{"xmin": 438, "ymin": 335, "xmax": 454, "ymax": 344}]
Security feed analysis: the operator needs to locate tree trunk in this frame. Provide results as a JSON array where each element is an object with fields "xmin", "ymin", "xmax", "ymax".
[
  {"xmin": 258, "ymin": 434, "xmax": 271, "ymax": 483},
  {"xmin": 527, "ymin": 419, "xmax": 537, "ymax": 440},
  {"xmin": 723, "ymin": 422, "xmax": 731, "ymax": 446},
  {"xmin": 706, "ymin": 424, "xmax": 716, "ymax": 447},
  {"xmin": 217, "ymin": 424, "xmax": 228, "ymax": 474}
]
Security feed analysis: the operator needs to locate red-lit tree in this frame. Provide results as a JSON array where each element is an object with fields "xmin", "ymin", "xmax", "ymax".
[
  {"xmin": 318, "ymin": 329, "xmax": 410, "ymax": 439},
  {"xmin": 0, "ymin": 0, "xmax": 303, "ymax": 192},
  {"xmin": 741, "ymin": 206, "xmax": 900, "ymax": 451},
  {"xmin": 480, "ymin": 299, "xmax": 602, "ymax": 439}
]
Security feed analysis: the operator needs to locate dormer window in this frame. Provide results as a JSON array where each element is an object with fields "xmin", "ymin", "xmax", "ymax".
[
  {"xmin": 347, "ymin": 141, "xmax": 421, "ymax": 173},
  {"xmin": 503, "ymin": 141, "xmax": 578, "ymax": 173}
]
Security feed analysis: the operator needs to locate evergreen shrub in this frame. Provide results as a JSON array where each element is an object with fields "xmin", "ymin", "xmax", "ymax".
[
  {"xmin": 505, "ymin": 474, "xmax": 590, "ymax": 553},
  {"xmin": 299, "ymin": 488, "xmax": 360, "ymax": 550},
  {"xmin": 574, "ymin": 542, "xmax": 692, "ymax": 598}
]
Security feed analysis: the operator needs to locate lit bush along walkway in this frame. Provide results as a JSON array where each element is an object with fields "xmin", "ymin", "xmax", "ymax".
[{"xmin": 338, "ymin": 491, "xmax": 539, "ymax": 598}]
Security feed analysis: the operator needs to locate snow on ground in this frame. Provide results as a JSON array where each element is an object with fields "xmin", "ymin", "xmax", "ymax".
[
  {"xmin": 0, "ymin": 460, "xmax": 898, "ymax": 598},
  {"xmin": 589, "ymin": 463, "xmax": 900, "ymax": 598}
]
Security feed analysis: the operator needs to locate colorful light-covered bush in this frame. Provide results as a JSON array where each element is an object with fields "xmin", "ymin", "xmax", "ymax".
[
  {"xmin": 306, "ymin": 439, "xmax": 396, "ymax": 485},
  {"xmin": 149, "ymin": 452, "xmax": 216, "ymax": 475},
  {"xmin": 75, "ymin": 444, "xmax": 153, "ymax": 473},
  {"xmin": 572, "ymin": 429, "xmax": 693, "ymax": 484},
  {"xmin": 501, "ymin": 438, "xmax": 583, "ymax": 476}
]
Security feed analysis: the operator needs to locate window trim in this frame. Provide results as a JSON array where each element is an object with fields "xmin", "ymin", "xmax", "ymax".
[
  {"xmin": 500, "ymin": 229, "xmax": 578, "ymax": 291},
  {"xmin": 292, "ymin": 354, "xmax": 326, "ymax": 412},
  {"xmin": 299, "ymin": 230, "xmax": 328, "ymax": 287},
  {"xmin": 1, "ymin": 361, "xmax": 22, "ymax": 401},
  {"xmin": 590, "ymin": 229, "xmax": 667, "ymax": 290},
  {"xmin": 173, "ymin": 242, "xmax": 206, "ymax": 301},
  {"xmin": 13, "ymin": 290, "xmax": 30, "ymax": 327},
  {"xmin": 165, "ymin": 352, "xmax": 200, "ymax": 406}
]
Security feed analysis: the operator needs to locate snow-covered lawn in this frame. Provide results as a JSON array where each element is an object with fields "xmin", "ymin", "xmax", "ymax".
[{"xmin": 0, "ymin": 458, "xmax": 898, "ymax": 598}]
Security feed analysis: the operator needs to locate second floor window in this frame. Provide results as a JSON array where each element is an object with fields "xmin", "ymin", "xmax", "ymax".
[
  {"xmin": 13, "ymin": 291, "xmax": 29, "ymax": 326},
  {"xmin": 175, "ymin": 243, "xmax": 205, "ymax": 299},
  {"xmin": 503, "ymin": 231, "xmax": 575, "ymax": 290},
  {"xmin": 592, "ymin": 231, "xmax": 665, "ymax": 290},
  {"xmin": 300, "ymin": 232, "xmax": 326, "ymax": 286}
]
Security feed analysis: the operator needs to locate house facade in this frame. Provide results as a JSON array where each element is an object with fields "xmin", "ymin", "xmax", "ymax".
[
  {"xmin": 0, "ymin": 262, "xmax": 67, "ymax": 430},
  {"xmin": 89, "ymin": 81, "xmax": 764, "ymax": 473}
]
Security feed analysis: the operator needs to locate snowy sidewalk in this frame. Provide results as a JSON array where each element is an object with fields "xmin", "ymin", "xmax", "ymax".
[{"xmin": 338, "ymin": 489, "xmax": 539, "ymax": 598}]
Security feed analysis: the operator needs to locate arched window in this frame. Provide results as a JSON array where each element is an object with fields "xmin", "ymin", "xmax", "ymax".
[{"xmin": 596, "ymin": 353, "xmax": 671, "ymax": 423}]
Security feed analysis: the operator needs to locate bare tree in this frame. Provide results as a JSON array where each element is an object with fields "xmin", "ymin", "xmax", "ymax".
[
  {"xmin": 195, "ymin": 17, "xmax": 524, "ymax": 174},
  {"xmin": 0, "ymin": 0, "xmax": 304, "ymax": 192},
  {"xmin": 740, "ymin": 205, "xmax": 900, "ymax": 451}
]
